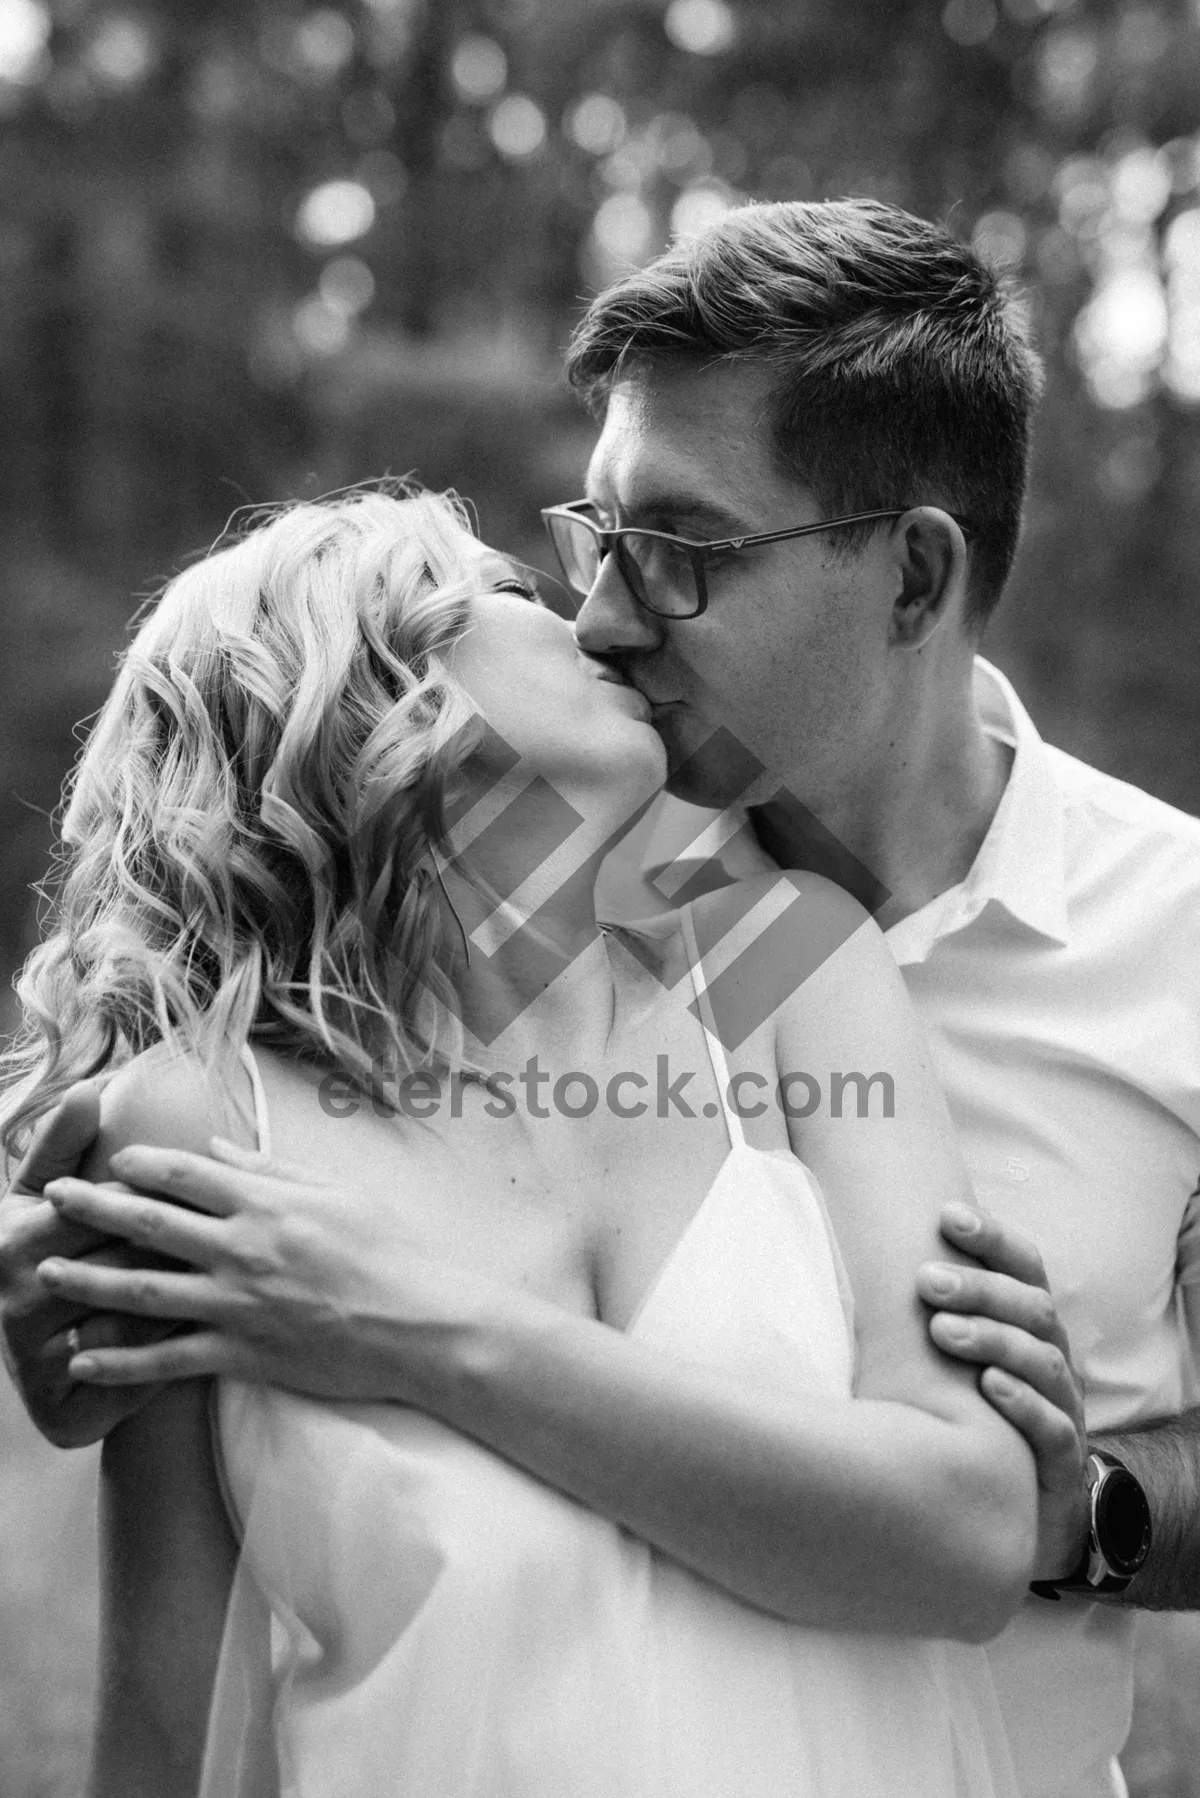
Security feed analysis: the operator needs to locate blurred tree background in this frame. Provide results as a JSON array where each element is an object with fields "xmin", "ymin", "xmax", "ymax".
[{"xmin": 2, "ymin": 0, "xmax": 1200, "ymax": 1792}]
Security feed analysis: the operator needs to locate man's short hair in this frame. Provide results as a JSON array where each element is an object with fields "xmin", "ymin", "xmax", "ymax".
[{"xmin": 566, "ymin": 198, "xmax": 1044, "ymax": 629}]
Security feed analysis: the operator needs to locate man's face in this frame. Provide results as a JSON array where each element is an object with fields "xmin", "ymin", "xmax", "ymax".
[{"xmin": 574, "ymin": 357, "xmax": 898, "ymax": 814}]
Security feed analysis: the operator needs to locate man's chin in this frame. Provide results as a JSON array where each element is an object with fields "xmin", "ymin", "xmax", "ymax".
[
  {"xmin": 663, "ymin": 765, "xmax": 723, "ymax": 809},
  {"xmin": 659, "ymin": 717, "xmax": 772, "ymax": 813}
]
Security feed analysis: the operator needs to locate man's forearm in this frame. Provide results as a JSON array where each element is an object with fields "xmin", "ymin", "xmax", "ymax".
[{"xmin": 1094, "ymin": 1408, "xmax": 1200, "ymax": 1608}]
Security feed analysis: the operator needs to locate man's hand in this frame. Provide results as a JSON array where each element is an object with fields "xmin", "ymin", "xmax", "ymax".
[
  {"xmin": 37, "ymin": 1139, "xmax": 484, "ymax": 1403},
  {"xmin": 0, "ymin": 1087, "xmax": 177, "ymax": 1447},
  {"xmin": 917, "ymin": 1203, "xmax": 1090, "ymax": 1582}
]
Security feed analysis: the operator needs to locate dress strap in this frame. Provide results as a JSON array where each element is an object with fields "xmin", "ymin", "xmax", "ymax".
[
  {"xmin": 680, "ymin": 905, "xmax": 746, "ymax": 1150},
  {"xmin": 237, "ymin": 1042, "xmax": 272, "ymax": 1160}
]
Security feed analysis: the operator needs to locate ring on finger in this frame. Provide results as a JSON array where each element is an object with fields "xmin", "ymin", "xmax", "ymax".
[{"xmin": 66, "ymin": 1325, "xmax": 82, "ymax": 1361}]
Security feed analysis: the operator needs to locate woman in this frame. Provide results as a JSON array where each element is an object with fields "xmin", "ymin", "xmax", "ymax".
[{"xmin": 1, "ymin": 486, "xmax": 1035, "ymax": 1797}]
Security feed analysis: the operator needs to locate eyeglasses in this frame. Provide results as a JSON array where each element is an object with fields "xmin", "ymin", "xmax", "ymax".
[{"xmin": 541, "ymin": 500, "xmax": 972, "ymax": 620}]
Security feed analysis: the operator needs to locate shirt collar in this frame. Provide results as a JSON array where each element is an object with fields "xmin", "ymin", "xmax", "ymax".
[
  {"xmin": 949, "ymin": 655, "xmax": 1069, "ymax": 949},
  {"xmin": 641, "ymin": 656, "xmax": 1069, "ymax": 953}
]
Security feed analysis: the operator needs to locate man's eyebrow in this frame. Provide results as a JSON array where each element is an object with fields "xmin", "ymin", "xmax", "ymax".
[{"xmin": 585, "ymin": 490, "xmax": 751, "ymax": 539}]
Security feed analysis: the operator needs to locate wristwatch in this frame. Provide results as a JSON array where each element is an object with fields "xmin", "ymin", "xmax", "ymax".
[{"xmin": 1030, "ymin": 1450, "xmax": 1152, "ymax": 1601}]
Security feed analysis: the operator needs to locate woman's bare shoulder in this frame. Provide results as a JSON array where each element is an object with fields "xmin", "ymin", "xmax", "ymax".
[{"xmin": 85, "ymin": 1041, "xmax": 254, "ymax": 1180}]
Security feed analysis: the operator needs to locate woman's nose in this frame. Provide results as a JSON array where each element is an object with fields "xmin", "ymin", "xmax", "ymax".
[{"xmin": 572, "ymin": 553, "xmax": 661, "ymax": 657}]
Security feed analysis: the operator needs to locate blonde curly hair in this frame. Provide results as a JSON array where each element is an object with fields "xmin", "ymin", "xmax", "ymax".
[{"xmin": 1, "ymin": 483, "xmax": 491, "ymax": 1158}]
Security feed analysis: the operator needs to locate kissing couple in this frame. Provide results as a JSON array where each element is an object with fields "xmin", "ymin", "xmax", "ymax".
[{"xmin": 5, "ymin": 198, "xmax": 1196, "ymax": 1798}]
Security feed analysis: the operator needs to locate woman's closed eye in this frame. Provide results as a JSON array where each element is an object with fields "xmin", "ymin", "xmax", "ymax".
[{"xmin": 491, "ymin": 578, "xmax": 543, "ymax": 604}]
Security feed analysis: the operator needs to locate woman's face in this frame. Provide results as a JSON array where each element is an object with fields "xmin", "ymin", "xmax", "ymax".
[{"xmin": 448, "ymin": 551, "xmax": 667, "ymax": 822}]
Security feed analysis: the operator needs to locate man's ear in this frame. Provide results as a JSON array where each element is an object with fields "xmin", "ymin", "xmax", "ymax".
[{"xmin": 887, "ymin": 508, "xmax": 970, "ymax": 650}]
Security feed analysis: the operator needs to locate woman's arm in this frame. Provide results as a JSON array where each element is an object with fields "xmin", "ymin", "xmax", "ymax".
[
  {"xmin": 764, "ymin": 871, "xmax": 1040, "ymax": 1632},
  {"xmin": 89, "ymin": 1381, "xmax": 243, "ymax": 1798},
  {"xmin": 83, "ymin": 1053, "xmax": 273, "ymax": 1798}
]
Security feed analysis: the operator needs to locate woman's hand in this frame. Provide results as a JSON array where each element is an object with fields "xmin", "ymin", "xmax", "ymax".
[{"xmin": 40, "ymin": 1139, "xmax": 488, "ymax": 1403}]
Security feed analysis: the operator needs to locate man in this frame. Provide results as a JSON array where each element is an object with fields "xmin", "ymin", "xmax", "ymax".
[{"xmin": 4, "ymin": 200, "xmax": 1198, "ymax": 1796}]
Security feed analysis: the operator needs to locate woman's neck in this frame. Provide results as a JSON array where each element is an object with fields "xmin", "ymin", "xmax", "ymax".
[{"xmin": 434, "ymin": 849, "xmax": 618, "ymax": 1068}]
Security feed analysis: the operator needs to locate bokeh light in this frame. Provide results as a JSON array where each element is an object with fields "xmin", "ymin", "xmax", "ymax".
[
  {"xmin": 451, "ymin": 35, "xmax": 507, "ymax": 103},
  {"xmin": 294, "ymin": 9, "xmax": 356, "ymax": 79},
  {"xmin": 1056, "ymin": 156, "xmax": 1108, "ymax": 235},
  {"xmin": 1110, "ymin": 146, "xmax": 1172, "ymax": 226},
  {"xmin": 1038, "ymin": 26, "xmax": 1098, "ymax": 121},
  {"xmin": 295, "ymin": 179, "xmax": 377, "ymax": 248},
  {"xmin": 941, "ymin": 0, "xmax": 997, "ymax": 47},
  {"xmin": 85, "ymin": 15, "xmax": 155, "ymax": 89},
  {"xmin": 1164, "ymin": 208, "xmax": 1200, "ymax": 402},
  {"xmin": 972, "ymin": 209, "xmax": 1028, "ymax": 270},
  {"xmin": 591, "ymin": 193, "xmax": 656, "ymax": 266},
  {"xmin": 567, "ymin": 93, "xmax": 626, "ymax": 156},
  {"xmin": 1074, "ymin": 264, "xmax": 1168, "ymax": 408},
  {"xmin": 488, "ymin": 94, "xmax": 546, "ymax": 159},
  {"xmin": 292, "ymin": 294, "xmax": 351, "ymax": 356},
  {"xmin": 318, "ymin": 255, "xmax": 375, "ymax": 316},
  {"xmin": 0, "ymin": 0, "xmax": 49, "ymax": 85},
  {"xmin": 670, "ymin": 182, "xmax": 735, "ymax": 240},
  {"xmin": 664, "ymin": 0, "xmax": 737, "ymax": 57},
  {"xmin": 649, "ymin": 113, "xmax": 712, "ymax": 179}
]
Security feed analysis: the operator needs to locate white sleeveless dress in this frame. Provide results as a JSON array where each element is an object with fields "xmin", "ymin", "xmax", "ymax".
[{"xmin": 202, "ymin": 913, "xmax": 1019, "ymax": 1798}]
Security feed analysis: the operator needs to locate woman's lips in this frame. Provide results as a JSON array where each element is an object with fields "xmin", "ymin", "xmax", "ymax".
[
  {"xmin": 619, "ymin": 685, "xmax": 654, "ymax": 718},
  {"xmin": 590, "ymin": 667, "xmax": 678, "ymax": 717}
]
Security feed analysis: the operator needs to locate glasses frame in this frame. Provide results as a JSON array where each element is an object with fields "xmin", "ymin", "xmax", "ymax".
[{"xmin": 541, "ymin": 499, "xmax": 973, "ymax": 620}]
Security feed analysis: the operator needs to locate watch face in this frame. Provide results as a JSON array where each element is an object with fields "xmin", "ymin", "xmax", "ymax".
[{"xmin": 1094, "ymin": 1469, "xmax": 1152, "ymax": 1576}]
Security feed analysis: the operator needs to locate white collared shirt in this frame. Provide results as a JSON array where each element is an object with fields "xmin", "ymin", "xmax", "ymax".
[{"xmin": 597, "ymin": 657, "xmax": 1200, "ymax": 1798}]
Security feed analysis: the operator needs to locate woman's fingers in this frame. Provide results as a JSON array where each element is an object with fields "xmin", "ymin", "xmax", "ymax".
[
  {"xmin": 69, "ymin": 1329, "xmax": 237, "ymax": 1385},
  {"xmin": 37, "ymin": 1255, "xmax": 224, "ymax": 1322},
  {"xmin": 45, "ymin": 1177, "xmax": 224, "ymax": 1265}
]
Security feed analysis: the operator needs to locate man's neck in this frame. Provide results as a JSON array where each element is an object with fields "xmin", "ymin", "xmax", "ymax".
[{"xmin": 749, "ymin": 664, "xmax": 1014, "ymax": 930}]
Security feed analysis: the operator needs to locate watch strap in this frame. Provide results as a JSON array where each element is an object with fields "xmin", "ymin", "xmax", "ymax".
[{"xmin": 1029, "ymin": 1450, "xmax": 1149, "ymax": 1601}]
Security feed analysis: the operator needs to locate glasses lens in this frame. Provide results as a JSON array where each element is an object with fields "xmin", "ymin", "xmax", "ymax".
[
  {"xmin": 547, "ymin": 514, "xmax": 600, "ymax": 598},
  {"xmin": 620, "ymin": 532, "xmax": 699, "ymax": 617}
]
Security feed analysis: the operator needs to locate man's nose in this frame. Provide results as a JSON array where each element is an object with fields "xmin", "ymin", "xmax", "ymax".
[{"xmin": 572, "ymin": 552, "xmax": 662, "ymax": 657}]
